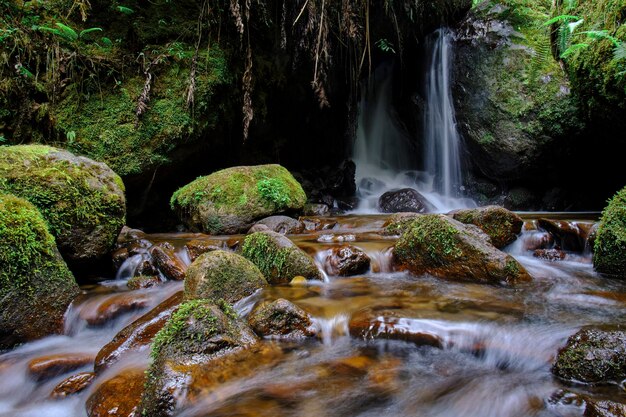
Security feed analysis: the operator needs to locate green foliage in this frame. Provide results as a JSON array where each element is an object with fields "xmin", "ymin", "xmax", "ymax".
[
  {"xmin": 395, "ymin": 215, "xmax": 463, "ymax": 267},
  {"xmin": 116, "ymin": 6, "xmax": 135, "ymax": 15},
  {"xmin": 256, "ymin": 178, "xmax": 292, "ymax": 207},
  {"xmin": 37, "ymin": 22, "xmax": 102, "ymax": 42},
  {"xmin": 593, "ymin": 185, "xmax": 626, "ymax": 277},
  {"xmin": 375, "ymin": 38, "xmax": 396, "ymax": 54}
]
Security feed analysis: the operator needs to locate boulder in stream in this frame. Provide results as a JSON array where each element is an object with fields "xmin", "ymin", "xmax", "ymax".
[
  {"xmin": 593, "ymin": 186, "xmax": 626, "ymax": 278},
  {"xmin": 170, "ymin": 164, "xmax": 306, "ymax": 234},
  {"xmin": 449, "ymin": 205, "xmax": 523, "ymax": 249},
  {"xmin": 0, "ymin": 194, "xmax": 79, "ymax": 349},
  {"xmin": 240, "ymin": 231, "xmax": 323, "ymax": 284},
  {"xmin": 149, "ymin": 243, "xmax": 186, "ymax": 281},
  {"xmin": 0, "ymin": 145, "xmax": 126, "ymax": 268},
  {"xmin": 87, "ymin": 367, "xmax": 146, "ymax": 417},
  {"xmin": 378, "ymin": 188, "xmax": 435, "ymax": 214},
  {"xmin": 552, "ymin": 328, "xmax": 626, "ymax": 384},
  {"xmin": 393, "ymin": 214, "xmax": 531, "ymax": 285},
  {"xmin": 324, "ymin": 245, "xmax": 371, "ymax": 276},
  {"xmin": 249, "ymin": 215, "xmax": 305, "ymax": 235},
  {"xmin": 248, "ymin": 298, "xmax": 316, "ymax": 339},
  {"xmin": 185, "ymin": 250, "xmax": 267, "ymax": 303}
]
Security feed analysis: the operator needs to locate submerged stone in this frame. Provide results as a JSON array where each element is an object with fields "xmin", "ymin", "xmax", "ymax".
[
  {"xmin": 393, "ymin": 214, "xmax": 531, "ymax": 285},
  {"xmin": 0, "ymin": 194, "xmax": 79, "ymax": 349},
  {"xmin": 0, "ymin": 145, "xmax": 126, "ymax": 267},
  {"xmin": 170, "ymin": 164, "xmax": 306, "ymax": 234}
]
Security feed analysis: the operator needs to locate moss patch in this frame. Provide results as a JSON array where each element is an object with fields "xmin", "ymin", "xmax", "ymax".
[
  {"xmin": 394, "ymin": 215, "xmax": 463, "ymax": 267},
  {"xmin": 593, "ymin": 185, "xmax": 626, "ymax": 277},
  {"xmin": 0, "ymin": 144, "xmax": 125, "ymax": 263},
  {"xmin": 0, "ymin": 193, "xmax": 79, "ymax": 347}
]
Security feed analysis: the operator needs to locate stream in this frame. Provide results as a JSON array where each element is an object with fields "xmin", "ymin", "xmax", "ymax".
[{"xmin": 1, "ymin": 213, "xmax": 625, "ymax": 417}]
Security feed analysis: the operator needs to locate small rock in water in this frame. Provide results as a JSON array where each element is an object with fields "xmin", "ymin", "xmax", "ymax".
[
  {"xmin": 248, "ymin": 298, "xmax": 316, "ymax": 339},
  {"xmin": 149, "ymin": 243, "xmax": 186, "ymax": 281},
  {"xmin": 378, "ymin": 188, "xmax": 435, "ymax": 213},
  {"xmin": 290, "ymin": 276, "xmax": 308, "ymax": 285},
  {"xmin": 324, "ymin": 245, "xmax": 371, "ymax": 276},
  {"xmin": 81, "ymin": 293, "xmax": 151, "ymax": 326},
  {"xmin": 127, "ymin": 275, "xmax": 161, "ymax": 290},
  {"xmin": 251, "ymin": 215, "xmax": 305, "ymax": 235},
  {"xmin": 28, "ymin": 353, "xmax": 95, "ymax": 382},
  {"xmin": 533, "ymin": 249, "xmax": 566, "ymax": 261},
  {"xmin": 111, "ymin": 248, "xmax": 129, "ymax": 270},
  {"xmin": 50, "ymin": 372, "xmax": 95, "ymax": 399},
  {"xmin": 184, "ymin": 239, "xmax": 223, "ymax": 262}
]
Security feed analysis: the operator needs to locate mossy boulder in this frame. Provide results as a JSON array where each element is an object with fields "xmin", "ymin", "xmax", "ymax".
[
  {"xmin": 171, "ymin": 164, "xmax": 307, "ymax": 234},
  {"xmin": 0, "ymin": 194, "xmax": 79, "ymax": 348},
  {"xmin": 593, "ymin": 186, "xmax": 626, "ymax": 277},
  {"xmin": 452, "ymin": 2, "xmax": 583, "ymax": 181},
  {"xmin": 0, "ymin": 145, "xmax": 126, "ymax": 266},
  {"xmin": 140, "ymin": 300, "xmax": 259, "ymax": 417},
  {"xmin": 381, "ymin": 212, "xmax": 422, "ymax": 236},
  {"xmin": 248, "ymin": 298, "xmax": 316, "ymax": 339},
  {"xmin": 393, "ymin": 214, "xmax": 531, "ymax": 285},
  {"xmin": 185, "ymin": 250, "xmax": 267, "ymax": 303},
  {"xmin": 552, "ymin": 328, "xmax": 626, "ymax": 384},
  {"xmin": 240, "ymin": 231, "xmax": 323, "ymax": 284},
  {"xmin": 449, "ymin": 205, "xmax": 523, "ymax": 249}
]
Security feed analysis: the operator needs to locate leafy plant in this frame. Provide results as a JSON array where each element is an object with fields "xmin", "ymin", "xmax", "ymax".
[
  {"xmin": 38, "ymin": 22, "xmax": 102, "ymax": 42},
  {"xmin": 116, "ymin": 6, "xmax": 134, "ymax": 15},
  {"xmin": 375, "ymin": 38, "xmax": 396, "ymax": 54}
]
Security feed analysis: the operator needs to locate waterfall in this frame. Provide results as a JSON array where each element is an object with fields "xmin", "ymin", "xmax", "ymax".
[
  {"xmin": 352, "ymin": 28, "xmax": 473, "ymax": 213},
  {"xmin": 424, "ymin": 28, "xmax": 463, "ymax": 198}
]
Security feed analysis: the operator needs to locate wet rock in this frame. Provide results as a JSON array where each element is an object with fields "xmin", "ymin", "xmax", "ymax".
[
  {"xmin": 349, "ymin": 308, "xmax": 443, "ymax": 347},
  {"xmin": 586, "ymin": 223, "xmax": 599, "ymax": 253},
  {"xmin": 134, "ymin": 258, "xmax": 159, "ymax": 276},
  {"xmin": 393, "ymin": 214, "xmax": 531, "ymax": 285},
  {"xmin": 593, "ymin": 186, "xmax": 626, "ymax": 277},
  {"xmin": 149, "ymin": 244, "xmax": 186, "ymax": 281},
  {"xmin": 302, "ymin": 218, "xmax": 337, "ymax": 231},
  {"xmin": 185, "ymin": 250, "xmax": 267, "ymax": 303},
  {"xmin": 50, "ymin": 372, "xmax": 95, "ymax": 398},
  {"xmin": 170, "ymin": 164, "xmax": 306, "ymax": 234},
  {"xmin": 127, "ymin": 275, "xmax": 161, "ymax": 290},
  {"xmin": 184, "ymin": 239, "xmax": 223, "ymax": 262},
  {"xmin": 533, "ymin": 249, "xmax": 566, "ymax": 261},
  {"xmin": 382, "ymin": 212, "xmax": 422, "ymax": 235},
  {"xmin": 251, "ymin": 215, "xmax": 305, "ymax": 235},
  {"xmin": 378, "ymin": 188, "xmax": 435, "ymax": 214},
  {"xmin": 585, "ymin": 399, "xmax": 626, "ymax": 417},
  {"xmin": 139, "ymin": 300, "xmax": 260, "ymax": 417},
  {"xmin": 538, "ymin": 219, "xmax": 586, "ymax": 252},
  {"xmin": 303, "ymin": 203, "xmax": 330, "ymax": 216},
  {"xmin": 240, "ymin": 231, "xmax": 323, "ymax": 284},
  {"xmin": 86, "ymin": 368, "xmax": 146, "ymax": 417},
  {"xmin": 95, "ymin": 292, "xmax": 183, "ymax": 373},
  {"xmin": 116, "ymin": 226, "xmax": 148, "ymax": 246},
  {"xmin": 449, "ymin": 205, "xmax": 523, "ymax": 248},
  {"xmin": 546, "ymin": 390, "xmax": 626, "ymax": 417},
  {"xmin": 324, "ymin": 245, "xmax": 371, "ymax": 276},
  {"xmin": 28, "ymin": 353, "xmax": 95, "ymax": 382},
  {"xmin": 81, "ymin": 293, "xmax": 151, "ymax": 326},
  {"xmin": 0, "ymin": 145, "xmax": 126, "ymax": 267},
  {"xmin": 452, "ymin": 6, "xmax": 582, "ymax": 182},
  {"xmin": 248, "ymin": 299, "xmax": 316, "ymax": 339},
  {"xmin": 522, "ymin": 231, "xmax": 554, "ymax": 251},
  {"xmin": 112, "ymin": 248, "xmax": 129, "ymax": 270},
  {"xmin": 0, "ymin": 194, "xmax": 79, "ymax": 349},
  {"xmin": 553, "ymin": 328, "xmax": 626, "ymax": 384}
]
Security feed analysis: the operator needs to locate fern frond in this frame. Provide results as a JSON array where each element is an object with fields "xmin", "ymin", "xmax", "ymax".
[
  {"xmin": 55, "ymin": 23, "xmax": 78, "ymax": 41},
  {"xmin": 579, "ymin": 30, "xmax": 620, "ymax": 46},
  {"xmin": 529, "ymin": 33, "xmax": 552, "ymax": 82},
  {"xmin": 543, "ymin": 14, "xmax": 580, "ymax": 26},
  {"xmin": 614, "ymin": 43, "xmax": 626, "ymax": 61},
  {"xmin": 560, "ymin": 42, "xmax": 588, "ymax": 58},
  {"xmin": 79, "ymin": 27, "xmax": 102, "ymax": 38}
]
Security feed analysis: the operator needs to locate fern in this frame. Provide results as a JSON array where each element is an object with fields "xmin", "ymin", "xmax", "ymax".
[
  {"xmin": 116, "ymin": 6, "xmax": 134, "ymax": 15},
  {"xmin": 579, "ymin": 30, "xmax": 620, "ymax": 47},
  {"xmin": 54, "ymin": 23, "xmax": 78, "ymax": 41},
  {"xmin": 614, "ymin": 43, "xmax": 626, "ymax": 61},
  {"xmin": 543, "ymin": 14, "xmax": 580, "ymax": 26},
  {"xmin": 79, "ymin": 27, "xmax": 102, "ymax": 38},
  {"xmin": 529, "ymin": 33, "xmax": 552, "ymax": 82},
  {"xmin": 560, "ymin": 42, "xmax": 588, "ymax": 58}
]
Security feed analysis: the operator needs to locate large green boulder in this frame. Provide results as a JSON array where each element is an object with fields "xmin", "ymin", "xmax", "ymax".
[
  {"xmin": 593, "ymin": 186, "xmax": 626, "ymax": 277},
  {"xmin": 184, "ymin": 250, "xmax": 267, "ymax": 303},
  {"xmin": 452, "ymin": 2, "xmax": 582, "ymax": 181},
  {"xmin": 393, "ymin": 214, "xmax": 531, "ymax": 285},
  {"xmin": 140, "ymin": 300, "xmax": 260, "ymax": 417},
  {"xmin": 449, "ymin": 205, "xmax": 523, "ymax": 249},
  {"xmin": 0, "ymin": 194, "xmax": 79, "ymax": 348},
  {"xmin": 0, "ymin": 145, "xmax": 126, "ymax": 266},
  {"xmin": 240, "ymin": 231, "xmax": 323, "ymax": 284},
  {"xmin": 171, "ymin": 164, "xmax": 306, "ymax": 234}
]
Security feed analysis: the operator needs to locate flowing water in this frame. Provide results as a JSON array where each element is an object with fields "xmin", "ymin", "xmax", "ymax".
[
  {"xmin": 353, "ymin": 29, "xmax": 473, "ymax": 213},
  {"xmin": 1, "ymin": 213, "xmax": 625, "ymax": 417}
]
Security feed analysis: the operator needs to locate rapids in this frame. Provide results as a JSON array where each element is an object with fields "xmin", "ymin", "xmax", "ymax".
[{"xmin": 1, "ymin": 213, "xmax": 625, "ymax": 417}]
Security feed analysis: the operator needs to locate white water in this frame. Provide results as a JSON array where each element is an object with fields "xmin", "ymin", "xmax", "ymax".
[{"xmin": 352, "ymin": 29, "xmax": 473, "ymax": 213}]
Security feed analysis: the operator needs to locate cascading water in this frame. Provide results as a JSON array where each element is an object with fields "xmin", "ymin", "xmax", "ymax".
[
  {"xmin": 353, "ymin": 28, "xmax": 473, "ymax": 213},
  {"xmin": 424, "ymin": 28, "xmax": 463, "ymax": 199}
]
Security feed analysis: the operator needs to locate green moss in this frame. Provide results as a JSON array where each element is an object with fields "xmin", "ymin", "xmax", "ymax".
[
  {"xmin": 52, "ymin": 45, "xmax": 229, "ymax": 176},
  {"xmin": 593, "ymin": 185, "xmax": 626, "ymax": 277},
  {"xmin": 240, "ymin": 232, "xmax": 321, "ymax": 283},
  {"xmin": 170, "ymin": 164, "xmax": 307, "ymax": 234},
  {"xmin": 0, "ymin": 145, "xmax": 125, "ymax": 261},
  {"xmin": 394, "ymin": 215, "xmax": 463, "ymax": 267}
]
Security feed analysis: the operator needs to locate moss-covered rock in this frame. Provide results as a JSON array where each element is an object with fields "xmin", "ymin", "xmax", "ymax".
[
  {"xmin": 393, "ymin": 214, "xmax": 531, "ymax": 285},
  {"xmin": 381, "ymin": 213, "xmax": 422, "ymax": 236},
  {"xmin": 185, "ymin": 250, "xmax": 267, "ymax": 303},
  {"xmin": 140, "ymin": 300, "xmax": 259, "ymax": 417},
  {"xmin": 0, "ymin": 145, "xmax": 126, "ymax": 266},
  {"xmin": 593, "ymin": 186, "xmax": 626, "ymax": 277},
  {"xmin": 0, "ymin": 193, "xmax": 79, "ymax": 348},
  {"xmin": 452, "ymin": 2, "xmax": 583, "ymax": 180},
  {"xmin": 171, "ymin": 164, "xmax": 307, "ymax": 234},
  {"xmin": 552, "ymin": 328, "xmax": 626, "ymax": 384},
  {"xmin": 240, "ymin": 231, "xmax": 323, "ymax": 284},
  {"xmin": 449, "ymin": 205, "xmax": 523, "ymax": 249}
]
